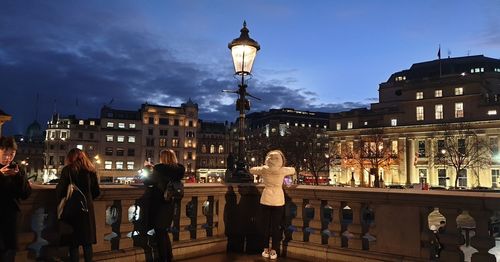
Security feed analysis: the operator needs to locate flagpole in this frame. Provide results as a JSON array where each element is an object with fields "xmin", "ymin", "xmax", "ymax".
[{"xmin": 438, "ymin": 44, "xmax": 442, "ymax": 78}]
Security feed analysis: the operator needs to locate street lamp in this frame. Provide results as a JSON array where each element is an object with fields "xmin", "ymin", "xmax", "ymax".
[{"xmin": 225, "ymin": 21, "xmax": 260, "ymax": 183}]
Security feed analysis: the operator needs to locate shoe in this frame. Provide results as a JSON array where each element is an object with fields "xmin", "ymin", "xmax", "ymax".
[
  {"xmin": 261, "ymin": 248, "xmax": 270, "ymax": 258},
  {"xmin": 269, "ymin": 249, "xmax": 277, "ymax": 260}
]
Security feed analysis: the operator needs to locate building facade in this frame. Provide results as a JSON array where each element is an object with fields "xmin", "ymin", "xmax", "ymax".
[
  {"xmin": 329, "ymin": 55, "xmax": 500, "ymax": 188},
  {"xmin": 0, "ymin": 109, "xmax": 12, "ymax": 137},
  {"xmin": 14, "ymin": 120, "xmax": 45, "ymax": 182},
  {"xmin": 196, "ymin": 120, "xmax": 230, "ymax": 182}
]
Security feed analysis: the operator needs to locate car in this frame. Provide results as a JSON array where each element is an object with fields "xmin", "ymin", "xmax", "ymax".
[{"xmin": 387, "ymin": 184, "xmax": 406, "ymax": 189}]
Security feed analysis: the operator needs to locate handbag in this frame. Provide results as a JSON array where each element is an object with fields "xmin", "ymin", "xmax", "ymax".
[
  {"xmin": 163, "ymin": 180, "xmax": 184, "ymax": 202},
  {"xmin": 57, "ymin": 173, "xmax": 89, "ymax": 220}
]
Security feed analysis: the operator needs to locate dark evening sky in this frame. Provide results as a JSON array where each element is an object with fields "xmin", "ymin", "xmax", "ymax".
[{"xmin": 1, "ymin": 0, "xmax": 500, "ymax": 135}]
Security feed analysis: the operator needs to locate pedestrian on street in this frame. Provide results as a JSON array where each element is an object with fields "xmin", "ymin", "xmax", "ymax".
[
  {"xmin": 56, "ymin": 148, "xmax": 100, "ymax": 262},
  {"xmin": 0, "ymin": 136, "xmax": 32, "ymax": 262},
  {"xmin": 250, "ymin": 150, "xmax": 295, "ymax": 260}
]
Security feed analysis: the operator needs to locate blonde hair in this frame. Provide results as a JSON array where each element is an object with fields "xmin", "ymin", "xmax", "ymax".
[
  {"xmin": 266, "ymin": 150, "xmax": 286, "ymax": 167},
  {"xmin": 159, "ymin": 149, "xmax": 178, "ymax": 165},
  {"xmin": 65, "ymin": 148, "xmax": 96, "ymax": 173}
]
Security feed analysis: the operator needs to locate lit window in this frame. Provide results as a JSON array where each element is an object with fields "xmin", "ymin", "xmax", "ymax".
[
  {"xmin": 391, "ymin": 119, "xmax": 397, "ymax": 126},
  {"xmin": 435, "ymin": 90, "xmax": 442, "ymax": 97},
  {"xmin": 128, "ymin": 136, "xmax": 135, "ymax": 143},
  {"xmin": 107, "ymin": 122, "xmax": 114, "ymax": 128},
  {"xmin": 159, "ymin": 138, "xmax": 167, "ymax": 147},
  {"xmin": 488, "ymin": 110, "xmax": 497, "ymax": 115},
  {"xmin": 127, "ymin": 161, "xmax": 134, "ymax": 170},
  {"xmin": 106, "ymin": 135, "xmax": 113, "ymax": 142},
  {"xmin": 391, "ymin": 140, "xmax": 398, "ymax": 154},
  {"xmin": 455, "ymin": 102, "xmax": 464, "ymax": 118},
  {"xmin": 395, "ymin": 76, "xmax": 406, "ymax": 81},
  {"xmin": 116, "ymin": 161, "xmax": 124, "ymax": 170},
  {"xmin": 105, "ymin": 161, "xmax": 112, "ymax": 170},
  {"xmin": 201, "ymin": 145, "xmax": 207, "ymax": 153},
  {"xmin": 435, "ymin": 104, "xmax": 443, "ymax": 119},
  {"xmin": 470, "ymin": 67, "xmax": 484, "ymax": 73},
  {"xmin": 79, "ymin": 120, "xmax": 84, "ymax": 125},
  {"xmin": 90, "ymin": 121, "xmax": 95, "ymax": 126},
  {"xmin": 118, "ymin": 123, "xmax": 125, "ymax": 128},
  {"xmin": 416, "ymin": 92, "xmax": 423, "ymax": 100},
  {"xmin": 336, "ymin": 123, "xmax": 341, "ymax": 130},
  {"xmin": 218, "ymin": 145, "xmax": 224, "ymax": 154},
  {"xmin": 363, "ymin": 121, "xmax": 368, "ymax": 126},
  {"xmin": 117, "ymin": 136, "xmax": 125, "ymax": 142},
  {"xmin": 455, "ymin": 87, "xmax": 463, "ymax": 95},
  {"xmin": 129, "ymin": 123, "xmax": 136, "ymax": 128},
  {"xmin": 495, "ymin": 68, "xmax": 500, "ymax": 73},
  {"xmin": 416, "ymin": 106, "xmax": 424, "ymax": 121},
  {"xmin": 76, "ymin": 144, "xmax": 83, "ymax": 150},
  {"xmin": 347, "ymin": 121, "xmax": 353, "ymax": 129},
  {"xmin": 172, "ymin": 139, "xmax": 179, "ymax": 147}
]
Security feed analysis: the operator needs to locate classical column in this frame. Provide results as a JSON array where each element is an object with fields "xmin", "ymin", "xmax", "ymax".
[{"xmin": 406, "ymin": 138, "xmax": 416, "ymax": 185}]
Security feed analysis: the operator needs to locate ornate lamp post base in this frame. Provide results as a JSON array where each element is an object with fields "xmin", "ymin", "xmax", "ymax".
[{"xmin": 225, "ymin": 161, "xmax": 254, "ymax": 183}]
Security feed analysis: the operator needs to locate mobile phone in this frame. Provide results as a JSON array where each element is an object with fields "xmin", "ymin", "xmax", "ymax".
[{"xmin": 8, "ymin": 163, "xmax": 17, "ymax": 169}]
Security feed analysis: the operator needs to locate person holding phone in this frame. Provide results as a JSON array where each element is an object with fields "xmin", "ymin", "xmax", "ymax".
[{"xmin": 0, "ymin": 136, "xmax": 32, "ymax": 262}]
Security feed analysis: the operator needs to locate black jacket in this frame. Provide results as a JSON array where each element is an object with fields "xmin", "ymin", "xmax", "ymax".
[
  {"xmin": 144, "ymin": 163, "xmax": 184, "ymax": 229},
  {"xmin": 0, "ymin": 163, "xmax": 31, "ymax": 211},
  {"xmin": 56, "ymin": 166, "xmax": 100, "ymax": 246}
]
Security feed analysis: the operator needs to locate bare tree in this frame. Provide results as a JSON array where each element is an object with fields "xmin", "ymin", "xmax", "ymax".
[{"xmin": 434, "ymin": 123, "xmax": 491, "ymax": 188}]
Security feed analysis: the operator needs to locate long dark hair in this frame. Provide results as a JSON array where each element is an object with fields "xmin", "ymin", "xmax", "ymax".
[{"xmin": 65, "ymin": 148, "xmax": 96, "ymax": 173}]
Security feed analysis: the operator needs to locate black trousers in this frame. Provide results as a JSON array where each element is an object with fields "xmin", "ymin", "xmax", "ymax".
[
  {"xmin": 154, "ymin": 228, "xmax": 173, "ymax": 262},
  {"xmin": 261, "ymin": 204, "xmax": 284, "ymax": 253},
  {"xmin": 69, "ymin": 244, "xmax": 93, "ymax": 262}
]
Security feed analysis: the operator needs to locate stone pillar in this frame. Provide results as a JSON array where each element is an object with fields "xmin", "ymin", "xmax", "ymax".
[
  {"xmin": 307, "ymin": 200, "xmax": 322, "ymax": 244},
  {"xmin": 470, "ymin": 210, "xmax": 496, "ymax": 262},
  {"xmin": 438, "ymin": 208, "xmax": 465, "ymax": 261},
  {"xmin": 328, "ymin": 201, "xmax": 343, "ymax": 248},
  {"xmin": 179, "ymin": 198, "xmax": 192, "ymax": 241},
  {"xmin": 197, "ymin": 197, "xmax": 208, "ymax": 239},
  {"xmin": 419, "ymin": 207, "xmax": 432, "ymax": 259},
  {"xmin": 291, "ymin": 198, "xmax": 304, "ymax": 242},
  {"xmin": 346, "ymin": 202, "xmax": 363, "ymax": 250},
  {"xmin": 406, "ymin": 138, "xmax": 415, "ymax": 185}
]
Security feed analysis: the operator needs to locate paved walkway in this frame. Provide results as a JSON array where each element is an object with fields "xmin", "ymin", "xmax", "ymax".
[{"xmin": 179, "ymin": 253, "xmax": 305, "ymax": 262}]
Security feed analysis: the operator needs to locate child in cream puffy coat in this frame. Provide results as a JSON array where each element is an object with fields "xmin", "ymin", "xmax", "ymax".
[{"xmin": 250, "ymin": 150, "xmax": 295, "ymax": 260}]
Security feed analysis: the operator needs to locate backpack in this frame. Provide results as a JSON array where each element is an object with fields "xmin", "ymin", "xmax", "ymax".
[
  {"xmin": 163, "ymin": 180, "xmax": 184, "ymax": 202},
  {"xmin": 57, "ymin": 173, "xmax": 89, "ymax": 221}
]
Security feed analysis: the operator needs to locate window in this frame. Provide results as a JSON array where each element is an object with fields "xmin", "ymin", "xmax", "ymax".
[
  {"xmin": 187, "ymin": 140, "xmax": 193, "ymax": 147},
  {"xmin": 363, "ymin": 121, "xmax": 368, "ymax": 126},
  {"xmin": 105, "ymin": 147, "xmax": 113, "ymax": 156},
  {"xmin": 160, "ymin": 130, "xmax": 168, "ymax": 136},
  {"xmin": 148, "ymin": 117, "xmax": 154, "ymax": 125},
  {"xmin": 189, "ymin": 120, "xmax": 193, "ymax": 127},
  {"xmin": 458, "ymin": 169, "xmax": 467, "ymax": 187},
  {"xmin": 218, "ymin": 145, "xmax": 224, "ymax": 154},
  {"xmin": 495, "ymin": 68, "xmax": 500, "ymax": 73},
  {"xmin": 435, "ymin": 90, "xmax": 442, "ymax": 97},
  {"xmin": 416, "ymin": 106, "xmax": 424, "ymax": 121},
  {"xmin": 391, "ymin": 140, "xmax": 398, "ymax": 154},
  {"xmin": 488, "ymin": 110, "xmax": 497, "ymax": 115},
  {"xmin": 438, "ymin": 169, "xmax": 447, "ymax": 187},
  {"xmin": 116, "ymin": 148, "xmax": 124, "ymax": 156},
  {"xmin": 470, "ymin": 67, "xmax": 484, "ymax": 73},
  {"xmin": 116, "ymin": 161, "xmax": 124, "ymax": 170},
  {"xmin": 347, "ymin": 121, "xmax": 353, "ymax": 129},
  {"xmin": 455, "ymin": 102, "xmax": 464, "ymax": 118},
  {"xmin": 106, "ymin": 135, "xmax": 113, "ymax": 142},
  {"xmin": 127, "ymin": 161, "xmax": 134, "ymax": 170},
  {"xmin": 416, "ymin": 92, "xmax": 423, "ymax": 100},
  {"xmin": 455, "ymin": 87, "xmax": 463, "ymax": 95},
  {"xmin": 78, "ymin": 132, "xmax": 83, "ymax": 139},
  {"xmin": 418, "ymin": 140, "xmax": 426, "ymax": 157},
  {"xmin": 172, "ymin": 139, "xmax": 179, "ymax": 147},
  {"xmin": 458, "ymin": 139, "xmax": 466, "ymax": 154},
  {"xmin": 159, "ymin": 118, "xmax": 168, "ymax": 125},
  {"xmin": 107, "ymin": 122, "xmax": 114, "ymax": 128},
  {"xmin": 105, "ymin": 161, "xmax": 112, "ymax": 170},
  {"xmin": 395, "ymin": 76, "xmax": 406, "ymax": 81},
  {"xmin": 174, "ymin": 119, "xmax": 179, "ymax": 126},
  {"xmin": 336, "ymin": 123, "xmax": 341, "ymax": 130},
  {"xmin": 435, "ymin": 104, "xmax": 443, "ymax": 119},
  {"xmin": 201, "ymin": 144, "xmax": 207, "ymax": 153},
  {"xmin": 437, "ymin": 140, "xmax": 445, "ymax": 155},
  {"xmin": 490, "ymin": 137, "xmax": 499, "ymax": 156},
  {"xmin": 117, "ymin": 136, "xmax": 125, "ymax": 142},
  {"xmin": 89, "ymin": 133, "xmax": 94, "ymax": 139},
  {"xmin": 146, "ymin": 138, "xmax": 154, "ymax": 147},
  {"xmin": 148, "ymin": 128, "xmax": 153, "ymax": 135},
  {"xmin": 391, "ymin": 119, "xmax": 397, "ymax": 126},
  {"xmin": 187, "ymin": 152, "xmax": 193, "ymax": 160},
  {"xmin": 76, "ymin": 144, "xmax": 83, "ymax": 150},
  {"xmin": 210, "ymin": 145, "xmax": 215, "ymax": 154},
  {"xmin": 128, "ymin": 136, "xmax": 135, "ymax": 143},
  {"xmin": 118, "ymin": 123, "xmax": 125, "ymax": 128},
  {"xmin": 129, "ymin": 123, "xmax": 136, "ymax": 129},
  {"xmin": 492, "ymin": 169, "xmax": 499, "ymax": 188},
  {"xmin": 173, "ymin": 130, "xmax": 179, "ymax": 137},
  {"xmin": 159, "ymin": 138, "xmax": 167, "ymax": 147},
  {"xmin": 127, "ymin": 148, "xmax": 135, "ymax": 156},
  {"xmin": 79, "ymin": 120, "xmax": 84, "ymax": 125},
  {"xmin": 89, "ymin": 121, "xmax": 95, "ymax": 126}
]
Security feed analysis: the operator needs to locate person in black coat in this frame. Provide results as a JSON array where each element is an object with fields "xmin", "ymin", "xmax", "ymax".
[
  {"xmin": 143, "ymin": 149, "xmax": 184, "ymax": 262},
  {"xmin": 56, "ymin": 148, "xmax": 100, "ymax": 262},
  {"xmin": 0, "ymin": 136, "xmax": 32, "ymax": 262}
]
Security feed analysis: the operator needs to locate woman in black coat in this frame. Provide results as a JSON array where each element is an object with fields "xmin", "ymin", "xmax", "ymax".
[
  {"xmin": 144, "ymin": 149, "xmax": 184, "ymax": 262},
  {"xmin": 56, "ymin": 148, "xmax": 100, "ymax": 262}
]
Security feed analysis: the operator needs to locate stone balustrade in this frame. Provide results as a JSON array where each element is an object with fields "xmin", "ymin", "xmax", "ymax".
[{"xmin": 14, "ymin": 184, "xmax": 500, "ymax": 262}]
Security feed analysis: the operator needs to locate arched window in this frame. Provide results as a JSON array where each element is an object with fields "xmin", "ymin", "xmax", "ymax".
[
  {"xmin": 218, "ymin": 145, "xmax": 224, "ymax": 154},
  {"xmin": 210, "ymin": 145, "xmax": 215, "ymax": 154}
]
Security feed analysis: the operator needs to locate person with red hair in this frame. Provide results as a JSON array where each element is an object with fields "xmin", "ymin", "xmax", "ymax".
[{"xmin": 56, "ymin": 148, "xmax": 100, "ymax": 262}]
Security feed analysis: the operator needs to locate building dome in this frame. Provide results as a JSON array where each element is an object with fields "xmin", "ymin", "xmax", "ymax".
[{"xmin": 25, "ymin": 120, "xmax": 44, "ymax": 142}]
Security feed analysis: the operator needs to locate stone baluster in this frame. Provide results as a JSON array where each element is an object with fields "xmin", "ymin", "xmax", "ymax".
[
  {"xmin": 178, "ymin": 197, "xmax": 192, "ymax": 241},
  {"xmin": 438, "ymin": 208, "xmax": 464, "ymax": 261},
  {"xmin": 327, "ymin": 201, "xmax": 343, "ymax": 248},
  {"xmin": 197, "ymin": 197, "xmax": 208, "ymax": 239},
  {"xmin": 214, "ymin": 194, "xmax": 225, "ymax": 237},
  {"xmin": 418, "ymin": 207, "xmax": 432, "ymax": 259},
  {"xmin": 346, "ymin": 202, "xmax": 363, "ymax": 250},
  {"xmin": 121, "ymin": 200, "xmax": 138, "ymax": 249},
  {"xmin": 470, "ymin": 210, "xmax": 496, "ymax": 262},
  {"xmin": 291, "ymin": 198, "xmax": 305, "ymax": 242},
  {"xmin": 364, "ymin": 204, "xmax": 377, "ymax": 251},
  {"xmin": 307, "ymin": 199, "xmax": 323, "ymax": 244}
]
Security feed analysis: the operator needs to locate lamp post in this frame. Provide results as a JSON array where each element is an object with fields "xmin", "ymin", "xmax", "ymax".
[{"xmin": 225, "ymin": 21, "xmax": 260, "ymax": 183}]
